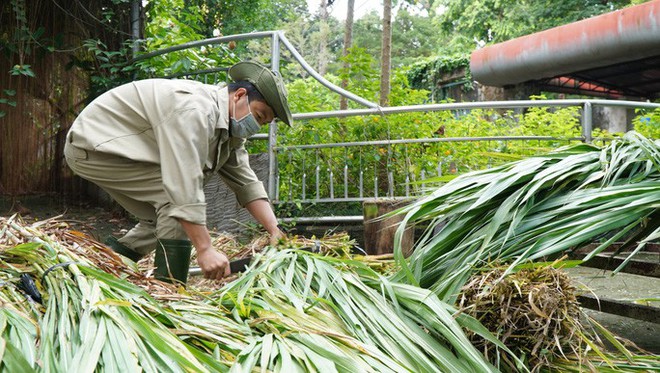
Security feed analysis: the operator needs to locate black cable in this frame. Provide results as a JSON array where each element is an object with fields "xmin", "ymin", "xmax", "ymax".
[
  {"xmin": 41, "ymin": 261, "xmax": 75, "ymax": 282},
  {"xmin": 18, "ymin": 273, "xmax": 43, "ymax": 304}
]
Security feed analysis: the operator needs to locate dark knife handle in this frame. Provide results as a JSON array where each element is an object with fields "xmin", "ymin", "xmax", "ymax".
[{"xmin": 229, "ymin": 257, "xmax": 253, "ymax": 274}]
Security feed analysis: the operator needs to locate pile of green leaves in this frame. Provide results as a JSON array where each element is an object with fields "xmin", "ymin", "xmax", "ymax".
[
  {"xmin": 3, "ymin": 132, "xmax": 660, "ymax": 372},
  {"xmin": 0, "ymin": 219, "xmax": 242, "ymax": 371},
  {"xmin": 380, "ymin": 130, "xmax": 660, "ymax": 370},
  {"xmin": 215, "ymin": 249, "xmax": 515, "ymax": 372},
  {"xmin": 0, "ymin": 216, "xmax": 516, "ymax": 372}
]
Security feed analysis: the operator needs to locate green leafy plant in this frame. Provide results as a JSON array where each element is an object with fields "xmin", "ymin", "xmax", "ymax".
[
  {"xmin": 0, "ymin": 0, "xmax": 54, "ymax": 118},
  {"xmin": 633, "ymin": 107, "xmax": 660, "ymax": 139},
  {"xmin": 406, "ymin": 54, "xmax": 472, "ymax": 94},
  {"xmin": 74, "ymin": 39, "xmax": 136, "ymax": 99},
  {"xmin": 68, "ymin": 0, "xmax": 241, "ymax": 100},
  {"xmin": 9, "ymin": 64, "xmax": 35, "ymax": 77},
  {"xmin": 274, "ymin": 49, "xmax": 597, "ymax": 208},
  {"xmin": 0, "ymin": 89, "xmax": 17, "ymax": 118},
  {"xmin": 139, "ymin": 0, "xmax": 236, "ymax": 77}
]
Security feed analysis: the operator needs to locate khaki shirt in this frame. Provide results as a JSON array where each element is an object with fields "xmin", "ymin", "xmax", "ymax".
[{"xmin": 67, "ymin": 79, "xmax": 268, "ymax": 225}]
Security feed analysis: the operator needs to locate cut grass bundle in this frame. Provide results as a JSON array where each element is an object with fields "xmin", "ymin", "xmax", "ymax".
[
  {"xmin": 458, "ymin": 263, "xmax": 582, "ymax": 371},
  {"xmin": 394, "ymin": 132, "xmax": 660, "ymax": 301},
  {"xmin": 215, "ymin": 248, "xmax": 519, "ymax": 372},
  {"xmin": 138, "ymin": 230, "xmax": 365, "ymax": 289},
  {"xmin": 391, "ymin": 132, "xmax": 660, "ymax": 370},
  {"xmin": 0, "ymin": 215, "xmax": 237, "ymax": 372},
  {"xmin": 1, "ymin": 216, "xmax": 514, "ymax": 372}
]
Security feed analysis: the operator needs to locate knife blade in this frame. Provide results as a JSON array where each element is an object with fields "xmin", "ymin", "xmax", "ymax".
[{"xmin": 188, "ymin": 242, "xmax": 320, "ymax": 277}]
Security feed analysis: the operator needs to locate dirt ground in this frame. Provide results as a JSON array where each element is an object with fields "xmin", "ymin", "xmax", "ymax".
[{"xmin": 1, "ymin": 195, "xmax": 134, "ymax": 242}]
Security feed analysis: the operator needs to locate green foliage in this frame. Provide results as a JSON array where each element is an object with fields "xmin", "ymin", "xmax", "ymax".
[
  {"xmin": 515, "ymin": 96, "xmax": 582, "ymax": 136},
  {"xmin": 337, "ymin": 46, "xmax": 381, "ymax": 105},
  {"xmin": 73, "ymin": 0, "xmax": 243, "ymax": 98},
  {"xmin": 3, "ymin": 0, "xmax": 46, "ymax": 67},
  {"xmin": 9, "ymin": 64, "xmax": 35, "ymax": 77},
  {"xmin": 420, "ymin": 98, "xmax": 584, "ymax": 174},
  {"xmin": 282, "ymin": 5, "xmax": 460, "ymax": 76},
  {"xmin": 350, "ymin": 9, "xmax": 452, "ymax": 71},
  {"xmin": 633, "ymin": 108, "xmax": 660, "ymax": 139},
  {"xmin": 393, "ymin": 132, "xmax": 660, "ymax": 300},
  {"xmin": 272, "ymin": 48, "xmax": 591, "ymax": 208},
  {"xmin": 143, "ymin": 0, "xmax": 206, "ymax": 51},
  {"xmin": 390, "ymin": 8, "xmax": 443, "ymax": 66},
  {"xmin": 76, "ymin": 39, "xmax": 136, "ymax": 100},
  {"xmin": 436, "ymin": 0, "xmax": 637, "ymax": 44},
  {"xmin": 0, "ymin": 89, "xmax": 17, "ymax": 119},
  {"xmin": 138, "ymin": 0, "xmax": 239, "ymax": 79},
  {"xmin": 0, "ymin": 0, "xmax": 55, "ymax": 116},
  {"xmin": 407, "ymin": 54, "xmax": 471, "ymax": 93},
  {"xmin": 205, "ymin": 0, "xmax": 308, "ymax": 36},
  {"xmin": 281, "ymin": 48, "xmax": 435, "ymax": 151},
  {"xmin": 17, "ymin": 0, "xmax": 303, "ymax": 102},
  {"xmin": 390, "ymin": 133, "xmax": 660, "ymax": 369}
]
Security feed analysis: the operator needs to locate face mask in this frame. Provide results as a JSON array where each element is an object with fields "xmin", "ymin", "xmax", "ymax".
[{"xmin": 230, "ymin": 96, "xmax": 261, "ymax": 138}]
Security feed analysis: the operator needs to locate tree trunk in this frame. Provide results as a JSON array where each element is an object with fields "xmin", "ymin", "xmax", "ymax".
[
  {"xmin": 339, "ymin": 0, "xmax": 355, "ymax": 110},
  {"xmin": 363, "ymin": 198, "xmax": 414, "ymax": 256},
  {"xmin": 379, "ymin": 0, "xmax": 392, "ymax": 106},
  {"xmin": 318, "ymin": 0, "xmax": 329, "ymax": 76},
  {"xmin": 130, "ymin": 0, "xmax": 142, "ymax": 57}
]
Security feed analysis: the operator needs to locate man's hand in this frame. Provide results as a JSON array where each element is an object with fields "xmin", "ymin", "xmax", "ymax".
[
  {"xmin": 196, "ymin": 247, "xmax": 231, "ymax": 280},
  {"xmin": 244, "ymin": 199, "xmax": 286, "ymax": 246},
  {"xmin": 269, "ymin": 228, "xmax": 285, "ymax": 246},
  {"xmin": 178, "ymin": 219, "xmax": 231, "ymax": 280}
]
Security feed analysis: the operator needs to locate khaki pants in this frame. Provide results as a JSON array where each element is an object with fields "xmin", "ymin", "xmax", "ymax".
[{"xmin": 64, "ymin": 142, "xmax": 187, "ymax": 255}]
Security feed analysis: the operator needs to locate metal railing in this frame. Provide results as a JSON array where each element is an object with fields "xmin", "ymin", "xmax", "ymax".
[
  {"xmin": 131, "ymin": 31, "xmax": 660, "ymax": 224},
  {"xmin": 278, "ymin": 99, "xmax": 660, "ymax": 223},
  {"xmin": 274, "ymin": 135, "xmax": 578, "ymax": 202}
]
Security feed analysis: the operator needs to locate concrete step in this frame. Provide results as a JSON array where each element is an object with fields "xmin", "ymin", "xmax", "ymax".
[
  {"xmin": 570, "ymin": 251, "xmax": 660, "ymax": 278},
  {"xmin": 565, "ymin": 266, "xmax": 660, "ymax": 353}
]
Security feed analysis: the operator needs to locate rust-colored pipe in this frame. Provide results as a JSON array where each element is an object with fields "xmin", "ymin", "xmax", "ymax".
[{"xmin": 470, "ymin": 0, "xmax": 660, "ymax": 86}]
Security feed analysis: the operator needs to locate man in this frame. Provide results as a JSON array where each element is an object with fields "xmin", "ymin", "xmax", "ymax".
[{"xmin": 64, "ymin": 61, "xmax": 291, "ymax": 284}]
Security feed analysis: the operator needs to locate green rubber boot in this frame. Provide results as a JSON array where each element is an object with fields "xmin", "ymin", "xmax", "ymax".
[
  {"xmin": 105, "ymin": 236, "xmax": 143, "ymax": 262},
  {"xmin": 154, "ymin": 239, "xmax": 192, "ymax": 285}
]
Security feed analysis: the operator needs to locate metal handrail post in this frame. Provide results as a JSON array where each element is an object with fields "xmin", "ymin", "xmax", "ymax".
[
  {"xmin": 129, "ymin": 31, "xmax": 278, "ymax": 63},
  {"xmin": 277, "ymin": 31, "xmax": 378, "ymax": 109},
  {"xmin": 268, "ymin": 33, "xmax": 281, "ymax": 200},
  {"xmin": 582, "ymin": 102, "xmax": 593, "ymax": 143},
  {"xmin": 292, "ymin": 99, "xmax": 660, "ymax": 120}
]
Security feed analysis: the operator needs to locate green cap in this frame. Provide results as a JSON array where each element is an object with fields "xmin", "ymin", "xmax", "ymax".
[{"xmin": 228, "ymin": 61, "xmax": 293, "ymax": 126}]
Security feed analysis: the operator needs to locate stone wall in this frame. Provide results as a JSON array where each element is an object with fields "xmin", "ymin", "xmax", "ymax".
[{"xmin": 204, "ymin": 153, "xmax": 270, "ymax": 233}]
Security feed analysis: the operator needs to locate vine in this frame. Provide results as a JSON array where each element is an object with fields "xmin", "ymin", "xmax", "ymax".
[
  {"xmin": 406, "ymin": 54, "xmax": 472, "ymax": 97},
  {"xmin": 8, "ymin": 0, "xmax": 32, "ymax": 77}
]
